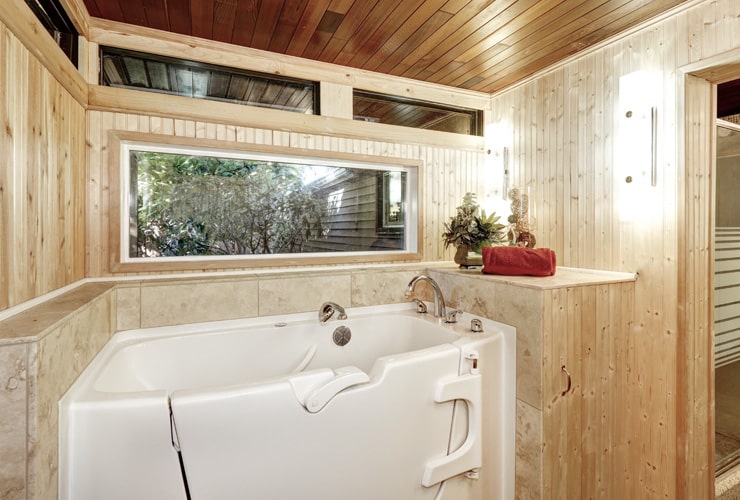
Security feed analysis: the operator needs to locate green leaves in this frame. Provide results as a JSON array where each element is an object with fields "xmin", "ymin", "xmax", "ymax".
[
  {"xmin": 442, "ymin": 192, "xmax": 506, "ymax": 249},
  {"xmin": 133, "ymin": 152, "xmax": 329, "ymax": 257}
]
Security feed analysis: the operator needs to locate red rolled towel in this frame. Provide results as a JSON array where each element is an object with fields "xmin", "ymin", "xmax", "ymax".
[{"xmin": 481, "ymin": 246, "xmax": 557, "ymax": 277}]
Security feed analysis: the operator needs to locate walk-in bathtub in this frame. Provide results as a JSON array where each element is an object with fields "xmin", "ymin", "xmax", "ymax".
[{"xmin": 60, "ymin": 301, "xmax": 515, "ymax": 500}]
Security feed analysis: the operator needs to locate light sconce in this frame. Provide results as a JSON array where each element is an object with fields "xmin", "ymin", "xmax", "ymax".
[
  {"xmin": 482, "ymin": 121, "xmax": 513, "ymax": 218},
  {"xmin": 616, "ymin": 70, "xmax": 659, "ymax": 220}
]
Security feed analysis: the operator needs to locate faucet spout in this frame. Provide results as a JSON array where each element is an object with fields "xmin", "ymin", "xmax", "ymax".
[
  {"xmin": 406, "ymin": 274, "xmax": 446, "ymax": 318},
  {"xmin": 319, "ymin": 302, "xmax": 347, "ymax": 324}
]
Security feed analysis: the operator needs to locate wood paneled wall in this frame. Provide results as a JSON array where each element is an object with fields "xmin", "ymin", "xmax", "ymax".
[
  {"xmin": 0, "ymin": 18, "xmax": 86, "ymax": 312},
  {"xmin": 489, "ymin": 0, "xmax": 740, "ymax": 497}
]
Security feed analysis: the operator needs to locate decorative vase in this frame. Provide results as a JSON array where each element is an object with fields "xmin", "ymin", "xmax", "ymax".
[
  {"xmin": 508, "ymin": 186, "xmax": 536, "ymax": 248},
  {"xmin": 454, "ymin": 245, "xmax": 483, "ymax": 268}
]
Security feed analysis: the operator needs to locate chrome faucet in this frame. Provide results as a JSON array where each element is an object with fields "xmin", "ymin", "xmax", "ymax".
[
  {"xmin": 405, "ymin": 274, "xmax": 446, "ymax": 319},
  {"xmin": 318, "ymin": 301, "xmax": 347, "ymax": 324}
]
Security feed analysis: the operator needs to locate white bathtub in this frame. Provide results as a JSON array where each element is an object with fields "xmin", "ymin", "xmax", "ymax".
[{"xmin": 59, "ymin": 302, "xmax": 515, "ymax": 500}]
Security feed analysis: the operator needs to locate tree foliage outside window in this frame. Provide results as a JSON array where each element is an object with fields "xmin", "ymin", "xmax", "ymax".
[{"xmin": 132, "ymin": 151, "xmax": 330, "ymax": 257}]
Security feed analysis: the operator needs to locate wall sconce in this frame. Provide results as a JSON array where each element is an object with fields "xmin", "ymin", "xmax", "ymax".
[
  {"xmin": 617, "ymin": 70, "xmax": 659, "ymax": 220},
  {"xmin": 482, "ymin": 121, "xmax": 513, "ymax": 217}
]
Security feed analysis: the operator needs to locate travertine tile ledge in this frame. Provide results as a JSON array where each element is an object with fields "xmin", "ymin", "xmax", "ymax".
[
  {"xmin": 0, "ymin": 283, "xmax": 117, "ymax": 345},
  {"xmin": 434, "ymin": 265, "xmax": 637, "ymax": 289}
]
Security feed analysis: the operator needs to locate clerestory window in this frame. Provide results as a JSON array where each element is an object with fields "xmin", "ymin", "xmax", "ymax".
[
  {"xmin": 24, "ymin": 0, "xmax": 78, "ymax": 66},
  {"xmin": 353, "ymin": 90, "xmax": 482, "ymax": 136},
  {"xmin": 100, "ymin": 47, "xmax": 318, "ymax": 114},
  {"xmin": 115, "ymin": 136, "xmax": 419, "ymax": 269}
]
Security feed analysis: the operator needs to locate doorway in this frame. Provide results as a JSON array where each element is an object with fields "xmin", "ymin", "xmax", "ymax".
[
  {"xmin": 680, "ymin": 53, "xmax": 740, "ymax": 497},
  {"xmin": 715, "ymin": 117, "xmax": 740, "ymax": 477}
]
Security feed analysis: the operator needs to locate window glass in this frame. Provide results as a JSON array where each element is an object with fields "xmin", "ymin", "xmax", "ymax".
[
  {"xmin": 122, "ymin": 142, "xmax": 417, "ymax": 262},
  {"xmin": 101, "ymin": 47, "xmax": 317, "ymax": 114},
  {"xmin": 24, "ymin": 0, "xmax": 78, "ymax": 66},
  {"xmin": 353, "ymin": 90, "xmax": 482, "ymax": 136}
]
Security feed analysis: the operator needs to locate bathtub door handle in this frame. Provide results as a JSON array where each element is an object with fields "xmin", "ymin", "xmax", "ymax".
[
  {"xmin": 304, "ymin": 366, "xmax": 370, "ymax": 413},
  {"xmin": 421, "ymin": 373, "xmax": 482, "ymax": 487}
]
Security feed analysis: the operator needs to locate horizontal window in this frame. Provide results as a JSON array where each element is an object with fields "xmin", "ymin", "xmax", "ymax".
[
  {"xmin": 353, "ymin": 90, "xmax": 482, "ymax": 136},
  {"xmin": 118, "ymin": 139, "xmax": 418, "ymax": 266},
  {"xmin": 25, "ymin": 0, "xmax": 78, "ymax": 66},
  {"xmin": 101, "ymin": 47, "xmax": 317, "ymax": 114}
]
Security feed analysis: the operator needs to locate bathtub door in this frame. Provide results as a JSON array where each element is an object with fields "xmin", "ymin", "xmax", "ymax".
[{"xmin": 170, "ymin": 344, "xmax": 465, "ymax": 500}]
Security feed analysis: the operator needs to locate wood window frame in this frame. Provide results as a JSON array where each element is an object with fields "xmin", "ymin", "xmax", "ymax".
[{"xmin": 108, "ymin": 131, "xmax": 423, "ymax": 273}]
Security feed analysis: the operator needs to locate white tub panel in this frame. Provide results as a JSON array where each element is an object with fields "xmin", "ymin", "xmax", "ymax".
[
  {"xmin": 171, "ymin": 345, "xmax": 462, "ymax": 500},
  {"xmin": 60, "ymin": 391, "xmax": 186, "ymax": 500}
]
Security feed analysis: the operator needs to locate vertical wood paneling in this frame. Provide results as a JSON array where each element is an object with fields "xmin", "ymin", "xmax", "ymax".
[
  {"xmin": 0, "ymin": 20, "xmax": 85, "ymax": 311},
  {"xmin": 489, "ymin": 0, "xmax": 740, "ymax": 497},
  {"xmin": 566, "ymin": 286, "xmax": 582, "ymax": 500},
  {"xmin": 0, "ymin": 26, "xmax": 11, "ymax": 310},
  {"xmin": 541, "ymin": 287, "xmax": 557, "ymax": 498},
  {"xmin": 541, "ymin": 282, "xmax": 636, "ymax": 498},
  {"xmin": 85, "ymin": 110, "xmax": 102, "ymax": 278},
  {"xmin": 580, "ymin": 285, "xmax": 597, "ymax": 497}
]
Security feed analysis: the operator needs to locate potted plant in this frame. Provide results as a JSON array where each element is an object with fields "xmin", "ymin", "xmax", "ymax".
[{"xmin": 442, "ymin": 192, "xmax": 506, "ymax": 266}]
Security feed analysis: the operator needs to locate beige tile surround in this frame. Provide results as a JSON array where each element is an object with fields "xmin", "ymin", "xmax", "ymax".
[
  {"xmin": 119, "ymin": 266, "xmax": 431, "ymax": 331},
  {"xmin": 0, "ymin": 264, "xmax": 634, "ymax": 500}
]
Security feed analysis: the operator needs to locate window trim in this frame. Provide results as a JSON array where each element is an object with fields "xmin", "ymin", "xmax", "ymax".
[{"xmin": 108, "ymin": 131, "xmax": 422, "ymax": 273}]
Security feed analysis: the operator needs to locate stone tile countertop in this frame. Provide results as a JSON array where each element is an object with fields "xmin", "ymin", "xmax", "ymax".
[
  {"xmin": 432, "ymin": 265, "xmax": 637, "ymax": 289},
  {"xmin": 0, "ymin": 283, "xmax": 117, "ymax": 345}
]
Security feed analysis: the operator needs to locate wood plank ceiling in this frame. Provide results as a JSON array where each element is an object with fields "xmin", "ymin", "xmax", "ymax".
[{"xmin": 81, "ymin": 0, "xmax": 690, "ymax": 95}]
